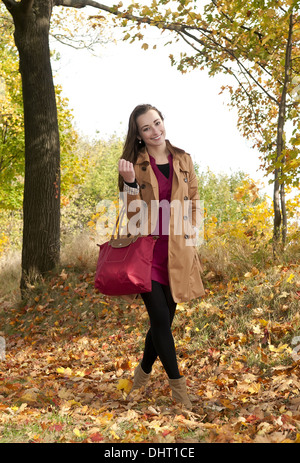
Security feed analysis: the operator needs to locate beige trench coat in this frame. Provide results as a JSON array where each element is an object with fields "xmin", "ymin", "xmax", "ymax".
[{"xmin": 122, "ymin": 140, "xmax": 205, "ymax": 303}]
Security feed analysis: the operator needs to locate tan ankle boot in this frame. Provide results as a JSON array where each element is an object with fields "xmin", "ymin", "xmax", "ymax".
[
  {"xmin": 129, "ymin": 362, "xmax": 151, "ymax": 394},
  {"xmin": 169, "ymin": 376, "xmax": 192, "ymax": 409}
]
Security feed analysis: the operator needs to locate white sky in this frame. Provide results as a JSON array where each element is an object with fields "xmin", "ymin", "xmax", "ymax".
[{"xmin": 51, "ymin": 9, "xmax": 273, "ymax": 195}]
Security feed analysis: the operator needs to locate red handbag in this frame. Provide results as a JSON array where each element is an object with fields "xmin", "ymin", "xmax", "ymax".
[{"xmin": 94, "ymin": 210, "xmax": 157, "ymax": 296}]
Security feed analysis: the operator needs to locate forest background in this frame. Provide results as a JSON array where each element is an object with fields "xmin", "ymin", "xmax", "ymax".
[{"xmin": 0, "ymin": 0, "xmax": 300, "ymax": 444}]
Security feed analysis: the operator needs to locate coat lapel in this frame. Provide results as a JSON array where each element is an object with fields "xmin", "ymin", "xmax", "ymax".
[
  {"xmin": 135, "ymin": 148, "xmax": 159, "ymax": 201},
  {"xmin": 135, "ymin": 141, "xmax": 189, "ymax": 203}
]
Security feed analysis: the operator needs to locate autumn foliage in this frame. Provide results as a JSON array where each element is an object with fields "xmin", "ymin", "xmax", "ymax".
[
  {"xmin": 1, "ymin": 130, "xmax": 300, "ymax": 442},
  {"xmin": 0, "ymin": 217, "xmax": 300, "ymax": 443},
  {"xmin": 1, "ymin": 0, "xmax": 300, "ymax": 444}
]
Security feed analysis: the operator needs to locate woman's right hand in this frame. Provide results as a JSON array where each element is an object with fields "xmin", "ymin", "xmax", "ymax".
[{"xmin": 118, "ymin": 159, "xmax": 136, "ymax": 184}]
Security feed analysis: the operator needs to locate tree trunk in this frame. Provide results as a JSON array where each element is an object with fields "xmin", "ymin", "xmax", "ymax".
[
  {"xmin": 273, "ymin": 12, "xmax": 293, "ymax": 252},
  {"xmin": 280, "ymin": 170, "xmax": 287, "ymax": 246},
  {"xmin": 273, "ymin": 169, "xmax": 281, "ymax": 246},
  {"xmin": 5, "ymin": 0, "xmax": 61, "ymax": 290}
]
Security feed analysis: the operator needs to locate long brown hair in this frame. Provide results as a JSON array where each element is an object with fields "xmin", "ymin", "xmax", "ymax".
[{"xmin": 118, "ymin": 104, "xmax": 164, "ymax": 191}]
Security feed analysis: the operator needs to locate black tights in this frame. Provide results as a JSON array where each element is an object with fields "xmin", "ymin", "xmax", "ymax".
[{"xmin": 140, "ymin": 280, "xmax": 181, "ymax": 379}]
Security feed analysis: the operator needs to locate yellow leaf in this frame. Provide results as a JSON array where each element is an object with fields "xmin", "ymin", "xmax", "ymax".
[
  {"xmin": 110, "ymin": 429, "xmax": 120, "ymax": 440},
  {"xmin": 117, "ymin": 378, "xmax": 133, "ymax": 394},
  {"xmin": 66, "ymin": 399, "xmax": 82, "ymax": 408},
  {"xmin": 258, "ymin": 319, "xmax": 268, "ymax": 327},
  {"xmin": 57, "ymin": 367, "xmax": 72, "ymax": 375},
  {"xmin": 176, "ymin": 304, "xmax": 185, "ymax": 312},
  {"xmin": 248, "ymin": 383, "xmax": 261, "ymax": 394},
  {"xmin": 96, "ymin": 412, "xmax": 113, "ymax": 425},
  {"xmin": 141, "ymin": 43, "xmax": 149, "ymax": 50},
  {"xmin": 287, "ymin": 273, "xmax": 295, "ymax": 283},
  {"xmin": 269, "ymin": 343, "xmax": 289, "ymax": 353},
  {"xmin": 73, "ymin": 428, "xmax": 81, "ymax": 438}
]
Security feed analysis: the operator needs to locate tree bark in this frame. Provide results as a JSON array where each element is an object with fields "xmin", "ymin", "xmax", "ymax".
[
  {"xmin": 273, "ymin": 12, "xmax": 293, "ymax": 252},
  {"xmin": 3, "ymin": 0, "xmax": 61, "ymax": 290},
  {"xmin": 273, "ymin": 169, "xmax": 281, "ymax": 246},
  {"xmin": 280, "ymin": 169, "xmax": 287, "ymax": 246}
]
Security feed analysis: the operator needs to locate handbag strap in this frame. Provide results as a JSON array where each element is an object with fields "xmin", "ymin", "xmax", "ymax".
[{"xmin": 111, "ymin": 206, "xmax": 126, "ymax": 240}]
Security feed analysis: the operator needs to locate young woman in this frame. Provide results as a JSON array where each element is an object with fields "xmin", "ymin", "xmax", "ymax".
[{"xmin": 118, "ymin": 104, "xmax": 205, "ymax": 409}]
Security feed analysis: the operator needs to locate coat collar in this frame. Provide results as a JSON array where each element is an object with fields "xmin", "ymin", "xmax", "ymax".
[{"xmin": 136, "ymin": 140, "xmax": 186, "ymax": 166}]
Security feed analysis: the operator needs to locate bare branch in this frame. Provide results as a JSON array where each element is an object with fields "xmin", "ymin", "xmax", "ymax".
[
  {"xmin": 232, "ymin": 53, "xmax": 279, "ymax": 106},
  {"xmin": 53, "ymin": 0, "xmax": 119, "ymax": 11},
  {"xmin": 54, "ymin": 0, "xmax": 89, "ymax": 8}
]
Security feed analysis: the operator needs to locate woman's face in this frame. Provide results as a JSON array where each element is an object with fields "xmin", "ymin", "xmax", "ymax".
[{"xmin": 136, "ymin": 109, "xmax": 166, "ymax": 148}]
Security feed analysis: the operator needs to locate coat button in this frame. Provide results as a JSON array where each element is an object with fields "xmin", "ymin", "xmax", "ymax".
[
  {"xmin": 184, "ymin": 234, "xmax": 189, "ymax": 239},
  {"xmin": 142, "ymin": 166, "xmax": 147, "ymax": 171},
  {"xmin": 184, "ymin": 178, "xmax": 188, "ymax": 183},
  {"xmin": 183, "ymin": 215, "xmax": 188, "ymax": 220},
  {"xmin": 184, "ymin": 196, "xmax": 188, "ymax": 200},
  {"xmin": 140, "ymin": 184, "xmax": 146, "ymax": 189}
]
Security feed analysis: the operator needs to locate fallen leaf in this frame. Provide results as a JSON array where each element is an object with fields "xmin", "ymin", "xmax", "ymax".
[
  {"xmin": 117, "ymin": 378, "xmax": 132, "ymax": 394},
  {"xmin": 73, "ymin": 428, "xmax": 82, "ymax": 438},
  {"xmin": 20, "ymin": 388, "xmax": 39, "ymax": 404}
]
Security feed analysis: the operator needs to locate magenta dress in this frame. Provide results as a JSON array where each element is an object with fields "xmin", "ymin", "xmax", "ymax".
[{"xmin": 149, "ymin": 153, "xmax": 173, "ymax": 286}]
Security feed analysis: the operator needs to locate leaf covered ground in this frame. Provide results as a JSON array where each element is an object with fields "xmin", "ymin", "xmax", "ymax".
[{"xmin": 0, "ymin": 263, "xmax": 300, "ymax": 443}]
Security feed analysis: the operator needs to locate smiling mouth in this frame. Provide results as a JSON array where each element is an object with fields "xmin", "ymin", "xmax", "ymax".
[{"xmin": 152, "ymin": 134, "xmax": 163, "ymax": 140}]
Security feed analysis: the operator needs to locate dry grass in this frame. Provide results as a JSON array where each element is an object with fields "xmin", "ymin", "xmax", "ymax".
[
  {"xmin": 60, "ymin": 231, "xmax": 99, "ymax": 271},
  {"xmin": 199, "ymin": 232, "xmax": 300, "ymax": 283},
  {"xmin": 0, "ymin": 250, "xmax": 21, "ymax": 308},
  {"xmin": 0, "ymin": 231, "xmax": 99, "ymax": 307}
]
